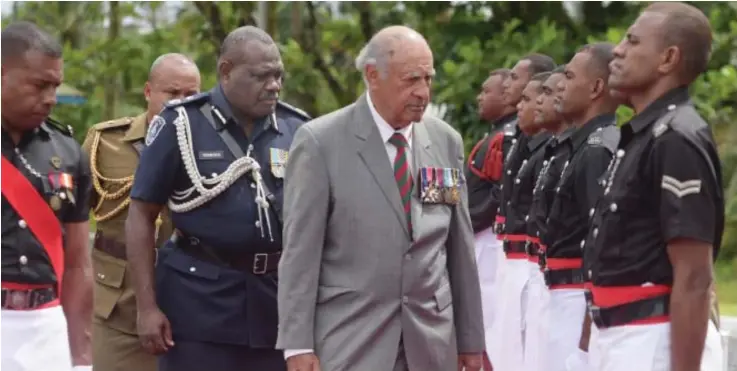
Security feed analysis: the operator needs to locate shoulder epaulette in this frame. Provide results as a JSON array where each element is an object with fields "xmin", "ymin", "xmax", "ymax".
[
  {"xmin": 652, "ymin": 104, "xmax": 681, "ymax": 138},
  {"xmin": 164, "ymin": 92, "xmax": 209, "ymax": 108},
  {"xmin": 92, "ymin": 117, "xmax": 135, "ymax": 131},
  {"xmin": 277, "ymin": 100, "xmax": 312, "ymax": 121},
  {"xmin": 503, "ymin": 121, "xmax": 517, "ymax": 136},
  {"xmin": 588, "ymin": 125, "xmax": 620, "ymax": 152},
  {"xmin": 44, "ymin": 117, "xmax": 73, "ymax": 136}
]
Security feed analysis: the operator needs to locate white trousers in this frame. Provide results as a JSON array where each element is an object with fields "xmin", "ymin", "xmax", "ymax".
[
  {"xmin": 488, "ymin": 257, "xmax": 531, "ymax": 371},
  {"xmin": 523, "ymin": 262, "xmax": 551, "ymax": 371},
  {"xmin": 544, "ymin": 289, "xmax": 587, "ymax": 371},
  {"xmin": 474, "ymin": 227, "xmax": 504, "ymax": 359},
  {"xmin": 594, "ymin": 320, "xmax": 724, "ymax": 371},
  {"xmin": 1, "ymin": 306, "xmax": 72, "ymax": 371}
]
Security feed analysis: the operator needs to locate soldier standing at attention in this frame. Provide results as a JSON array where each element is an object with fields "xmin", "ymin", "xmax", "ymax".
[
  {"xmin": 542, "ymin": 42, "xmax": 621, "ymax": 371},
  {"xmin": 584, "ymin": 3, "xmax": 724, "ymax": 370},
  {"xmin": 490, "ymin": 71, "xmax": 554, "ymax": 371},
  {"xmin": 1, "ymin": 22, "xmax": 93, "ymax": 371},
  {"xmin": 467, "ymin": 67, "xmax": 515, "ymax": 368},
  {"xmin": 125, "ymin": 26, "xmax": 310, "ymax": 371},
  {"xmin": 82, "ymin": 53, "xmax": 201, "ymax": 371},
  {"xmin": 523, "ymin": 66, "xmax": 572, "ymax": 371},
  {"xmin": 489, "ymin": 54, "xmax": 555, "ymax": 371}
]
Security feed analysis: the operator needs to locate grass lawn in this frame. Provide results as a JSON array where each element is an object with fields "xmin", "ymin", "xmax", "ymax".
[{"xmin": 716, "ymin": 261, "xmax": 737, "ymax": 316}]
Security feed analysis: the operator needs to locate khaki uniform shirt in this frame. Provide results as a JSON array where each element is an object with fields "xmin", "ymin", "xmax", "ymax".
[{"xmin": 81, "ymin": 113, "xmax": 173, "ymax": 335}]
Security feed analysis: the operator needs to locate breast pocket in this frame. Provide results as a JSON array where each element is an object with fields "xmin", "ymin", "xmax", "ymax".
[
  {"xmin": 92, "ymin": 248, "xmax": 126, "ymax": 320},
  {"xmin": 599, "ymin": 178, "xmax": 648, "ymax": 259}
]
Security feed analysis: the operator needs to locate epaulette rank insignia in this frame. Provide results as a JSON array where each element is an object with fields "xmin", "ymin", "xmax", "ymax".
[
  {"xmin": 652, "ymin": 119, "xmax": 669, "ymax": 138},
  {"xmin": 269, "ymin": 147, "xmax": 289, "ymax": 178},
  {"xmin": 588, "ymin": 134, "xmax": 603, "ymax": 146},
  {"xmin": 419, "ymin": 167, "xmax": 462, "ymax": 205},
  {"xmin": 503, "ymin": 123, "xmax": 516, "ymax": 136}
]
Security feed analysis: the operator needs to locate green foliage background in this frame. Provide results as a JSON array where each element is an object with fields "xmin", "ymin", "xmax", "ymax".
[{"xmin": 4, "ymin": 1, "xmax": 736, "ymax": 302}]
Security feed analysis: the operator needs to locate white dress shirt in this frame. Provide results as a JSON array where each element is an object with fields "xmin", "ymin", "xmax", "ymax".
[{"xmin": 283, "ymin": 92, "xmax": 415, "ymax": 360}]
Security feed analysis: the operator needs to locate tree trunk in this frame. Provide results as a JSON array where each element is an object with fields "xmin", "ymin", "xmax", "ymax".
[{"xmin": 103, "ymin": 1, "xmax": 120, "ymax": 120}]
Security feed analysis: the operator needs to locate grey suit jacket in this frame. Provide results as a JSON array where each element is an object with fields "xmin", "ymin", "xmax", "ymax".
[{"xmin": 277, "ymin": 94, "xmax": 485, "ymax": 371}]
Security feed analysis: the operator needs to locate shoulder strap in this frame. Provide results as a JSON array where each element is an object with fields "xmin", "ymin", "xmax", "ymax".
[
  {"xmin": 1, "ymin": 156, "xmax": 65, "ymax": 298},
  {"xmin": 199, "ymin": 104, "xmax": 282, "ymax": 224}
]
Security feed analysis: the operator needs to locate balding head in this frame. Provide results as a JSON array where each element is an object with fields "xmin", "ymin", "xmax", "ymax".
[
  {"xmin": 144, "ymin": 53, "xmax": 201, "ymax": 121},
  {"xmin": 355, "ymin": 26, "xmax": 430, "ymax": 80},
  {"xmin": 148, "ymin": 53, "xmax": 199, "ymax": 83},
  {"xmin": 356, "ymin": 26, "xmax": 434, "ymax": 129}
]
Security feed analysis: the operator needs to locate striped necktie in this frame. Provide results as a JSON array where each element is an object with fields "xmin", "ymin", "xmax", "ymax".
[{"xmin": 389, "ymin": 132, "xmax": 413, "ymax": 234}]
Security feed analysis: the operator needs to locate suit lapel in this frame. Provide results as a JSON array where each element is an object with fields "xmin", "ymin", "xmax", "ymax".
[
  {"xmin": 411, "ymin": 121, "xmax": 437, "ymax": 241},
  {"xmin": 353, "ymin": 95, "xmax": 409, "ymax": 237}
]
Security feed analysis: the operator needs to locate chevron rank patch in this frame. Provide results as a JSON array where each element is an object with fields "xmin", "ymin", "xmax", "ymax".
[
  {"xmin": 145, "ymin": 115, "xmax": 166, "ymax": 146},
  {"xmin": 269, "ymin": 147, "xmax": 289, "ymax": 178},
  {"xmin": 661, "ymin": 175, "xmax": 702, "ymax": 198}
]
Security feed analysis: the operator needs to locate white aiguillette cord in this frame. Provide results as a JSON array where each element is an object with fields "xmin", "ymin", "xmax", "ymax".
[{"xmin": 168, "ymin": 106, "xmax": 273, "ymax": 241}]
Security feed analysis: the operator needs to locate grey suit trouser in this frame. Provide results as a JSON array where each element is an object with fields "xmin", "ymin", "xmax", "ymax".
[{"xmin": 393, "ymin": 336, "xmax": 408, "ymax": 371}]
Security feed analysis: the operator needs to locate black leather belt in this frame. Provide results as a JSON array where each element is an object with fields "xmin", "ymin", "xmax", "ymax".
[
  {"xmin": 1, "ymin": 287, "xmax": 57, "ymax": 310},
  {"xmin": 503, "ymin": 240, "xmax": 527, "ymax": 254},
  {"xmin": 493, "ymin": 222, "xmax": 505, "ymax": 235},
  {"xmin": 175, "ymin": 235, "xmax": 280, "ymax": 275},
  {"xmin": 585, "ymin": 291, "xmax": 670, "ymax": 328},
  {"xmin": 544, "ymin": 268, "xmax": 585, "ymax": 287},
  {"xmin": 94, "ymin": 231, "xmax": 127, "ymax": 260},
  {"xmin": 525, "ymin": 241, "xmax": 541, "ymax": 257}
]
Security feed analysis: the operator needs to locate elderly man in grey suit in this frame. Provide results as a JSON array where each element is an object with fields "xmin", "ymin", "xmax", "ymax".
[{"xmin": 276, "ymin": 25, "xmax": 485, "ymax": 371}]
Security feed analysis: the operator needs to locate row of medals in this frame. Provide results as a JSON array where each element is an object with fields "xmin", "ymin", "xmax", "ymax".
[{"xmin": 14, "ymin": 148, "xmax": 72, "ymax": 211}]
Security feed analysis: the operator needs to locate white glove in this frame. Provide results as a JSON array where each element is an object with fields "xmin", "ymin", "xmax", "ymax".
[
  {"xmin": 72, "ymin": 366, "xmax": 92, "ymax": 371},
  {"xmin": 564, "ymin": 348, "xmax": 589, "ymax": 371}
]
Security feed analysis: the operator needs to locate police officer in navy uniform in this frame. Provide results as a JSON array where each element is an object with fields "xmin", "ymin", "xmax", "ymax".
[
  {"xmin": 1, "ymin": 22, "xmax": 93, "ymax": 371},
  {"xmin": 125, "ymin": 26, "xmax": 310, "ymax": 371},
  {"xmin": 583, "ymin": 3, "xmax": 724, "ymax": 370}
]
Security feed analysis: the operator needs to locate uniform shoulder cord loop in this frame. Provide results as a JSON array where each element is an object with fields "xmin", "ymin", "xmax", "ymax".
[
  {"xmin": 90, "ymin": 130, "xmax": 163, "ymax": 231},
  {"xmin": 167, "ymin": 106, "xmax": 274, "ymax": 242}
]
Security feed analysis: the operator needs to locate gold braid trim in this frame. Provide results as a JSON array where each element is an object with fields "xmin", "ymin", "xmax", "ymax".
[{"xmin": 90, "ymin": 129, "xmax": 163, "ymax": 229}]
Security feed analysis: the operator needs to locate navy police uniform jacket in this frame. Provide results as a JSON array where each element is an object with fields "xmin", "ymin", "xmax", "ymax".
[{"xmin": 130, "ymin": 85, "xmax": 309, "ymax": 347}]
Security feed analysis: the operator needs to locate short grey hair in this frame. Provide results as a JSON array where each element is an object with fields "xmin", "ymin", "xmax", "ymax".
[
  {"xmin": 1, "ymin": 21, "xmax": 62, "ymax": 63},
  {"xmin": 355, "ymin": 39, "xmax": 391, "ymax": 81},
  {"xmin": 355, "ymin": 27, "xmax": 426, "ymax": 82}
]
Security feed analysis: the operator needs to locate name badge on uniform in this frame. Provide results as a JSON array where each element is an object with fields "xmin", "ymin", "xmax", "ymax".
[
  {"xmin": 198, "ymin": 150, "xmax": 225, "ymax": 160},
  {"xmin": 419, "ymin": 167, "xmax": 461, "ymax": 205},
  {"xmin": 269, "ymin": 147, "xmax": 289, "ymax": 178}
]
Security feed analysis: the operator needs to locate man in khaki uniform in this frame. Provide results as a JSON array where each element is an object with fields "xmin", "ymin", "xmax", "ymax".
[{"xmin": 81, "ymin": 53, "xmax": 201, "ymax": 371}]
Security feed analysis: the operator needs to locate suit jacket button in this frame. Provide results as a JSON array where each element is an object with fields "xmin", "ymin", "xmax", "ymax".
[{"xmin": 18, "ymin": 220, "xmax": 27, "ymax": 229}]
